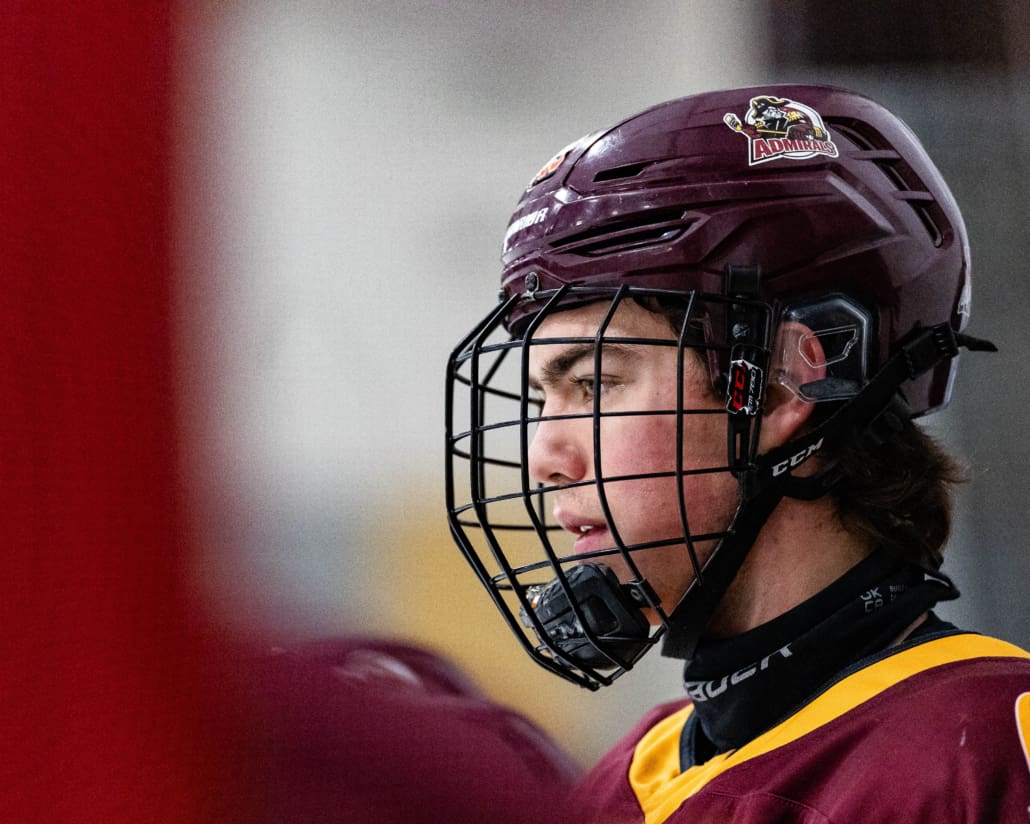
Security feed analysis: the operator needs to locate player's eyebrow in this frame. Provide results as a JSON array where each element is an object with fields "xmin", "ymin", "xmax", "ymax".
[{"xmin": 528, "ymin": 342, "xmax": 637, "ymax": 392}]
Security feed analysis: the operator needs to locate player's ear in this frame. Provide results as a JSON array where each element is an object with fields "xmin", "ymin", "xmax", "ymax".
[{"xmin": 758, "ymin": 321, "xmax": 826, "ymax": 453}]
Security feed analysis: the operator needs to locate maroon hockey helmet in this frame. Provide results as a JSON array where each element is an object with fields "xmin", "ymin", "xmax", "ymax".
[
  {"xmin": 446, "ymin": 85, "xmax": 992, "ymax": 690},
  {"xmin": 499, "ymin": 84, "xmax": 970, "ymax": 414}
]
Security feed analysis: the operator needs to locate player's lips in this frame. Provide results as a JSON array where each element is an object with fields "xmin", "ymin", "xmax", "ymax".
[{"xmin": 555, "ymin": 510, "xmax": 610, "ymax": 557}]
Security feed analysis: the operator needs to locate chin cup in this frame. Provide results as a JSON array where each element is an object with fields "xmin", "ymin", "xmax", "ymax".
[{"xmin": 519, "ymin": 563, "xmax": 652, "ymax": 670}]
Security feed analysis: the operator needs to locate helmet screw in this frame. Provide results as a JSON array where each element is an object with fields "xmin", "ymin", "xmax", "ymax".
[
  {"xmin": 732, "ymin": 322, "xmax": 750, "ymax": 340},
  {"xmin": 524, "ymin": 271, "xmax": 539, "ymax": 296}
]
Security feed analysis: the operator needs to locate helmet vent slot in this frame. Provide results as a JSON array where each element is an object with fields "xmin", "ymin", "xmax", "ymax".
[
  {"xmin": 826, "ymin": 118, "xmax": 947, "ymax": 248},
  {"xmin": 551, "ymin": 208, "xmax": 692, "ymax": 257},
  {"xmin": 824, "ymin": 119, "xmax": 878, "ymax": 151},
  {"xmin": 872, "ymin": 159, "xmax": 946, "ymax": 247},
  {"xmin": 872, "ymin": 158, "xmax": 908, "ymax": 191},
  {"xmin": 592, "ymin": 161, "xmax": 652, "ymax": 183},
  {"xmin": 874, "ymin": 162, "xmax": 947, "ymax": 249},
  {"xmin": 907, "ymin": 199, "xmax": 945, "ymax": 248}
]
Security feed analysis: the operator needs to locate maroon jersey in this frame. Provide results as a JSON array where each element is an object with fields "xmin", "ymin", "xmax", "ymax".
[{"xmin": 571, "ymin": 633, "xmax": 1030, "ymax": 823}]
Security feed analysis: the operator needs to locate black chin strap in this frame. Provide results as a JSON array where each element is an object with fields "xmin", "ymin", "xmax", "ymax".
[{"xmin": 661, "ymin": 323, "xmax": 996, "ymax": 661}]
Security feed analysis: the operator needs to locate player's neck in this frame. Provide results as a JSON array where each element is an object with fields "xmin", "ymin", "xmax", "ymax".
[{"xmin": 707, "ymin": 495, "xmax": 873, "ymax": 637}]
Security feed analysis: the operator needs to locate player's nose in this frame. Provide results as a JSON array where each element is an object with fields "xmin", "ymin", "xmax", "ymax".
[{"xmin": 527, "ymin": 411, "xmax": 589, "ymax": 487}]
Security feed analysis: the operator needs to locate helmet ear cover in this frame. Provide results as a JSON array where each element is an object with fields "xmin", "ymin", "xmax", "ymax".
[{"xmin": 771, "ymin": 294, "xmax": 874, "ymax": 404}]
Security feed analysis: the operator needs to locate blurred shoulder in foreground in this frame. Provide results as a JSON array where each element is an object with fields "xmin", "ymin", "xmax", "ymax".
[{"xmin": 207, "ymin": 636, "xmax": 581, "ymax": 823}]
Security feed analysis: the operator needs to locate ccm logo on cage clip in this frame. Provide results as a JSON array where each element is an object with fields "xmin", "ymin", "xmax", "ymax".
[{"xmin": 772, "ymin": 439, "xmax": 824, "ymax": 477}]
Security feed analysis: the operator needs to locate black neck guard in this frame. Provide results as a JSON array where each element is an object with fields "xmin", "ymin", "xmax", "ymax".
[{"xmin": 678, "ymin": 549, "xmax": 957, "ymax": 763}]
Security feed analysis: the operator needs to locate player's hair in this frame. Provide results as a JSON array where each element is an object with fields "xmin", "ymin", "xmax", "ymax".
[{"xmin": 832, "ymin": 420, "xmax": 964, "ymax": 571}]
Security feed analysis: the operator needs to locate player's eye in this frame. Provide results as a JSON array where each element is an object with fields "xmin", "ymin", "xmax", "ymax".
[{"xmin": 572, "ymin": 375, "xmax": 615, "ymax": 401}]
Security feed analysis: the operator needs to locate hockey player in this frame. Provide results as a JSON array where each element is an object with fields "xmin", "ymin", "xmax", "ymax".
[{"xmin": 445, "ymin": 85, "xmax": 1030, "ymax": 821}]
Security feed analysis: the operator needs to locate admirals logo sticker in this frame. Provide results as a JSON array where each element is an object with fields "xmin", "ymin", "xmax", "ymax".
[{"xmin": 724, "ymin": 95, "xmax": 839, "ymax": 166}]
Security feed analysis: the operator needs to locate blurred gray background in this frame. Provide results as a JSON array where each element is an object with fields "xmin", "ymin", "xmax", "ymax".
[{"xmin": 175, "ymin": 1, "xmax": 1030, "ymax": 766}]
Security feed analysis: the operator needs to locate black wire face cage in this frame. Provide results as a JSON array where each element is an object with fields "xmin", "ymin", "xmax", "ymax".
[{"xmin": 445, "ymin": 284, "xmax": 774, "ymax": 690}]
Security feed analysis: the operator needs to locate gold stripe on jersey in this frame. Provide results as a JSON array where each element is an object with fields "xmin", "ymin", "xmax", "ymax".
[
  {"xmin": 629, "ymin": 633, "xmax": 1030, "ymax": 824},
  {"xmin": 1017, "ymin": 691, "xmax": 1030, "ymax": 776}
]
